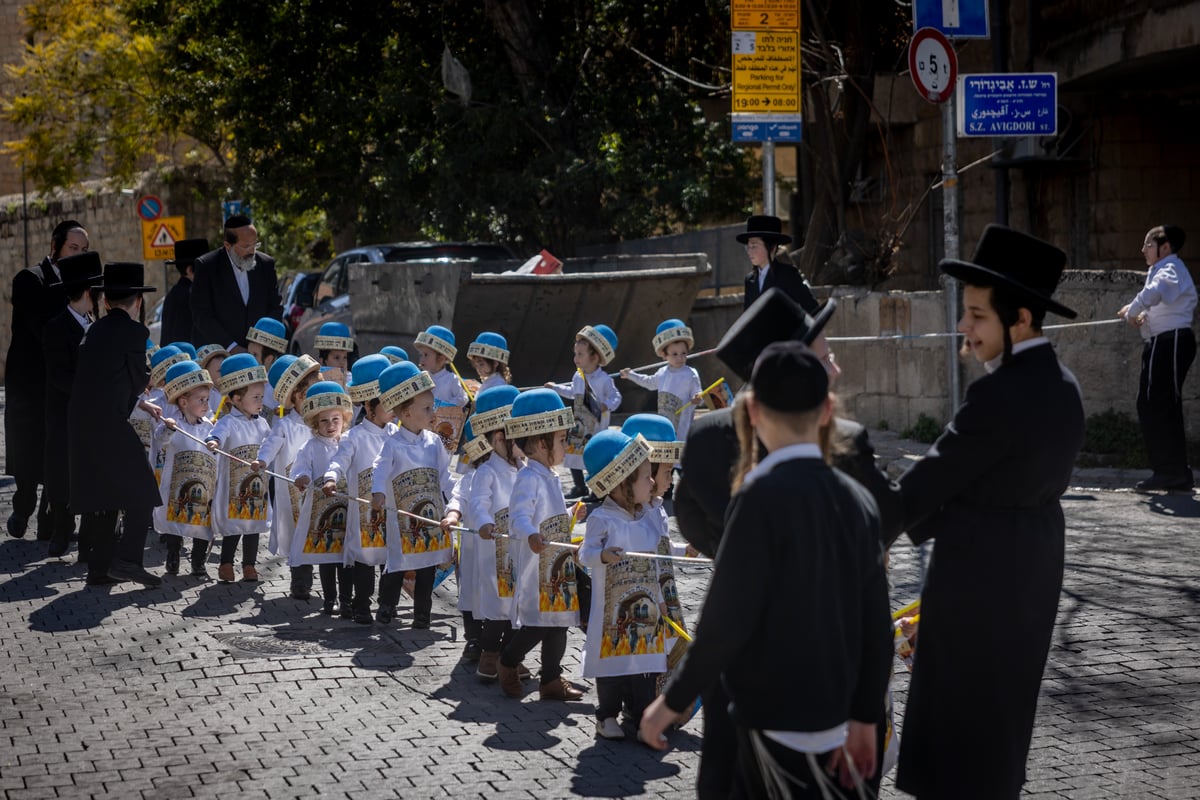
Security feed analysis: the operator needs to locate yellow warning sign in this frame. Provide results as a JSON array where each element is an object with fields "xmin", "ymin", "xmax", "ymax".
[
  {"xmin": 732, "ymin": 30, "xmax": 801, "ymax": 113},
  {"xmin": 141, "ymin": 216, "xmax": 186, "ymax": 261},
  {"xmin": 731, "ymin": 0, "xmax": 799, "ymax": 30}
]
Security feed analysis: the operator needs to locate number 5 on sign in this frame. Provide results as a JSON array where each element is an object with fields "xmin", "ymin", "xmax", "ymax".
[{"xmin": 731, "ymin": 0, "xmax": 800, "ymax": 31}]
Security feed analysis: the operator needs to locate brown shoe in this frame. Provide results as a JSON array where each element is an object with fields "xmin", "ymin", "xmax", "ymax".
[
  {"xmin": 476, "ymin": 651, "xmax": 499, "ymax": 682},
  {"xmin": 517, "ymin": 662, "xmax": 532, "ymax": 680},
  {"xmin": 498, "ymin": 663, "xmax": 524, "ymax": 698},
  {"xmin": 539, "ymin": 677, "xmax": 584, "ymax": 701},
  {"xmin": 242, "ymin": 565, "xmax": 259, "ymax": 582},
  {"xmin": 217, "ymin": 563, "xmax": 235, "ymax": 583}
]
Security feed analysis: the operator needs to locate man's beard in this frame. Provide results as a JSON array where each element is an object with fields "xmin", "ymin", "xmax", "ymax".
[{"xmin": 232, "ymin": 251, "xmax": 256, "ymax": 271}]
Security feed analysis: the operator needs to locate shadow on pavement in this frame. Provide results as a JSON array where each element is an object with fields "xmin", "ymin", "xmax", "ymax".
[
  {"xmin": 1146, "ymin": 492, "xmax": 1200, "ymax": 518},
  {"xmin": 28, "ymin": 580, "xmax": 184, "ymax": 631},
  {"xmin": 570, "ymin": 730, "xmax": 700, "ymax": 797}
]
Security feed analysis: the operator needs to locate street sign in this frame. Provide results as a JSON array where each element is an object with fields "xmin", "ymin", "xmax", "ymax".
[
  {"xmin": 909, "ymin": 28, "xmax": 957, "ymax": 104},
  {"xmin": 222, "ymin": 200, "xmax": 247, "ymax": 223},
  {"xmin": 957, "ymin": 73, "xmax": 1058, "ymax": 137},
  {"xmin": 136, "ymin": 195, "xmax": 163, "ymax": 222},
  {"xmin": 141, "ymin": 216, "xmax": 186, "ymax": 261},
  {"xmin": 731, "ymin": 0, "xmax": 799, "ymax": 30},
  {"xmin": 731, "ymin": 114, "xmax": 802, "ymax": 143},
  {"xmin": 732, "ymin": 30, "xmax": 801, "ymax": 114},
  {"xmin": 913, "ymin": 0, "xmax": 989, "ymax": 38}
]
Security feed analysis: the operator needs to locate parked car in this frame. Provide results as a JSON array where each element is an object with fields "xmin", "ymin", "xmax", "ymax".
[
  {"xmin": 147, "ymin": 296, "xmax": 165, "ymax": 345},
  {"xmin": 290, "ymin": 241, "xmax": 516, "ymax": 356},
  {"xmin": 280, "ymin": 270, "xmax": 322, "ymax": 335}
]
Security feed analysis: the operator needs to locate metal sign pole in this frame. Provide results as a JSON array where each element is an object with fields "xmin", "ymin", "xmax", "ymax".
[
  {"xmin": 941, "ymin": 95, "xmax": 961, "ymax": 410},
  {"xmin": 762, "ymin": 142, "xmax": 776, "ymax": 215}
]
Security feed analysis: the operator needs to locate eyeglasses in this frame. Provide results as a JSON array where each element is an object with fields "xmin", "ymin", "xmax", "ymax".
[{"xmin": 1142, "ymin": 240, "xmax": 1160, "ymax": 250}]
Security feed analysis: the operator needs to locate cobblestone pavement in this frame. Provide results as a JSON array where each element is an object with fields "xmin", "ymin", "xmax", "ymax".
[{"xmin": 1, "ymin": 394, "xmax": 1198, "ymax": 798}]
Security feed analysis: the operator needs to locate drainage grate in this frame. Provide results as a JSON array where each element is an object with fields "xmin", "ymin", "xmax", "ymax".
[{"xmin": 213, "ymin": 628, "xmax": 406, "ymax": 660}]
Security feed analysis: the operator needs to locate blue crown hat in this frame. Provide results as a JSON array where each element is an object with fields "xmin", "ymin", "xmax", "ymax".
[
  {"xmin": 347, "ymin": 354, "xmax": 392, "ymax": 403},
  {"xmin": 652, "ymin": 318, "xmax": 694, "ymax": 355},
  {"xmin": 196, "ymin": 344, "xmax": 228, "ymax": 370},
  {"xmin": 301, "ymin": 380, "xmax": 353, "ymax": 424},
  {"xmin": 274, "ymin": 354, "xmax": 321, "ymax": 408},
  {"xmin": 245, "ymin": 316, "xmax": 287, "ymax": 353},
  {"xmin": 166, "ymin": 341, "xmax": 197, "ymax": 360},
  {"xmin": 267, "ymin": 354, "xmax": 296, "ymax": 387},
  {"xmin": 378, "ymin": 360, "xmax": 436, "ymax": 408},
  {"xmin": 314, "ymin": 321, "xmax": 355, "ymax": 353},
  {"xmin": 470, "ymin": 385, "xmax": 521, "ymax": 435},
  {"xmin": 414, "ymin": 325, "xmax": 457, "ymax": 360},
  {"xmin": 150, "ymin": 345, "xmax": 189, "ymax": 385},
  {"xmin": 164, "ymin": 361, "xmax": 214, "ymax": 404},
  {"xmin": 217, "ymin": 352, "xmax": 269, "ymax": 396},
  {"xmin": 578, "ymin": 324, "xmax": 618, "ymax": 366},
  {"xmin": 467, "ymin": 331, "xmax": 510, "ymax": 365},
  {"xmin": 622, "ymin": 413, "xmax": 684, "ymax": 464},
  {"xmin": 380, "ymin": 345, "xmax": 409, "ymax": 364},
  {"xmin": 462, "ymin": 418, "xmax": 494, "ymax": 464},
  {"xmin": 504, "ymin": 388, "xmax": 575, "ymax": 439},
  {"xmin": 146, "ymin": 338, "xmax": 158, "ymax": 354},
  {"xmin": 584, "ymin": 429, "xmax": 652, "ymax": 498}
]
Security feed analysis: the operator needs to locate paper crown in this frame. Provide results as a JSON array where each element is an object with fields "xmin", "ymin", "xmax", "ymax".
[
  {"xmin": 165, "ymin": 341, "xmax": 197, "ymax": 360},
  {"xmin": 267, "ymin": 354, "xmax": 296, "ymax": 387},
  {"xmin": 314, "ymin": 321, "xmax": 355, "ymax": 352},
  {"xmin": 196, "ymin": 344, "xmax": 228, "ymax": 369},
  {"xmin": 347, "ymin": 354, "xmax": 392, "ymax": 403},
  {"xmin": 150, "ymin": 345, "xmax": 189, "ymax": 386},
  {"xmin": 380, "ymin": 345, "xmax": 409, "ymax": 364},
  {"xmin": 415, "ymin": 325, "xmax": 457, "ymax": 360},
  {"xmin": 301, "ymin": 380, "xmax": 353, "ymax": 423},
  {"xmin": 462, "ymin": 419, "xmax": 494, "ymax": 464},
  {"xmin": 164, "ymin": 361, "xmax": 213, "ymax": 404},
  {"xmin": 578, "ymin": 324, "xmax": 618, "ymax": 366},
  {"xmin": 470, "ymin": 385, "xmax": 521, "ymax": 435},
  {"xmin": 56, "ymin": 252, "xmax": 103, "ymax": 291},
  {"xmin": 585, "ymin": 431, "xmax": 652, "ymax": 497},
  {"xmin": 274, "ymin": 354, "xmax": 321, "ymax": 408},
  {"xmin": 504, "ymin": 388, "xmax": 575, "ymax": 438},
  {"xmin": 621, "ymin": 413, "xmax": 683, "ymax": 464},
  {"xmin": 652, "ymin": 319, "xmax": 693, "ymax": 355},
  {"xmin": 246, "ymin": 317, "xmax": 287, "ymax": 352},
  {"xmin": 379, "ymin": 361, "xmax": 436, "ymax": 408},
  {"xmin": 217, "ymin": 353, "xmax": 269, "ymax": 395},
  {"xmin": 717, "ymin": 290, "xmax": 837, "ymax": 382},
  {"xmin": 467, "ymin": 331, "xmax": 510, "ymax": 365},
  {"xmin": 145, "ymin": 338, "xmax": 158, "ymax": 355}
]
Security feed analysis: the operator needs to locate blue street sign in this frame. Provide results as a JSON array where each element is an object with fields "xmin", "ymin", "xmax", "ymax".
[
  {"xmin": 222, "ymin": 200, "xmax": 248, "ymax": 223},
  {"xmin": 914, "ymin": 0, "xmax": 989, "ymax": 38},
  {"xmin": 957, "ymin": 73, "xmax": 1057, "ymax": 138},
  {"xmin": 731, "ymin": 115, "xmax": 802, "ymax": 143}
]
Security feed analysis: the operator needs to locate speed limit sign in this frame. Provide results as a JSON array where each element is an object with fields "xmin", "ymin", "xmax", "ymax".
[{"xmin": 909, "ymin": 27, "xmax": 957, "ymax": 104}]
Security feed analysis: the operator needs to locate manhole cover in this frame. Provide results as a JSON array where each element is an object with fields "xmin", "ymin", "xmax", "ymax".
[{"xmin": 213, "ymin": 628, "xmax": 405, "ymax": 660}]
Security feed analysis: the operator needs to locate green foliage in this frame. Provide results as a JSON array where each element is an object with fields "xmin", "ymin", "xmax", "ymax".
[
  {"xmin": 902, "ymin": 413, "xmax": 942, "ymax": 444},
  {"xmin": 1078, "ymin": 409, "xmax": 1148, "ymax": 469}
]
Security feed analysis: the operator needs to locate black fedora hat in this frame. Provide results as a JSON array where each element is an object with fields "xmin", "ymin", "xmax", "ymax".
[
  {"xmin": 941, "ymin": 225, "xmax": 1076, "ymax": 319},
  {"xmin": 717, "ymin": 288, "xmax": 836, "ymax": 381},
  {"xmin": 167, "ymin": 238, "xmax": 210, "ymax": 270},
  {"xmin": 55, "ymin": 251, "xmax": 103, "ymax": 291},
  {"xmin": 735, "ymin": 215, "xmax": 792, "ymax": 246},
  {"xmin": 101, "ymin": 262, "xmax": 157, "ymax": 293}
]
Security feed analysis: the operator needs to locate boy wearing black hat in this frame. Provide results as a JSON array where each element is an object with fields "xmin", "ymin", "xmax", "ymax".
[
  {"xmin": 640, "ymin": 341, "xmax": 892, "ymax": 798},
  {"xmin": 736, "ymin": 215, "xmax": 819, "ymax": 313},
  {"xmin": 68, "ymin": 262, "xmax": 163, "ymax": 586}
]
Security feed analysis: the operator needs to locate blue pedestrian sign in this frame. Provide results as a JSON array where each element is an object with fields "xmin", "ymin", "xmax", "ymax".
[
  {"xmin": 731, "ymin": 114, "xmax": 802, "ymax": 143},
  {"xmin": 222, "ymin": 200, "xmax": 248, "ymax": 223},
  {"xmin": 914, "ymin": 0, "xmax": 989, "ymax": 39},
  {"xmin": 957, "ymin": 73, "xmax": 1057, "ymax": 138}
]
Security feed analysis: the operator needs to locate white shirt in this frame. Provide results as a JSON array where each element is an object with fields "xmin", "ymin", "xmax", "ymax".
[
  {"xmin": 757, "ymin": 263, "xmax": 770, "ymax": 292},
  {"xmin": 372, "ymin": 424, "xmax": 454, "ymax": 571},
  {"xmin": 326, "ymin": 419, "xmax": 397, "ymax": 567},
  {"xmin": 508, "ymin": 458, "xmax": 577, "ymax": 627},
  {"xmin": 624, "ymin": 364, "xmax": 703, "ymax": 441},
  {"xmin": 984, "ymin": 336, "xmax": 1050, "ymax": 374},
  {"xmin": 227, "ymin": 248, "xmax": 250, "ymax": 305},
  {"xmin": 742, "ymin": 442, "xmax": 823, "ymax": 486},
  {"xmin": 68, "ymin": 305, "xmax": 92, "ymax": 332},
  {"xmin": 431, "ymin": 367, "xmax": 468, "ymax": 407},
  {"xmin": 1126, "ymin": 254, "xmax": 1198, "ymax": 339}
]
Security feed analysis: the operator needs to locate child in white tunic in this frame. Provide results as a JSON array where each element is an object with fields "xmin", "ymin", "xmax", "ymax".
[
  {"xmin": 467, "ymin": 331, "xmax": 512, "ymax": 392},
  {"xmin": 313, "ymin": 321, "xmax": 354, "ymax": 387},
  {"xmin": 619, "ymin": 319, "xmax": 703, "ymax": 444}
]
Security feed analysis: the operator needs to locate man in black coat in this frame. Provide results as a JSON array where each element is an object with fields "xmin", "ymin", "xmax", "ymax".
[
  {"xmin": 159, "ymin": 238, "xmax": 210, "ymax": 346},
  {"xmin": 68, "ymin": 262, "xmax": 163, "ymax": 587},
  {"xmin": 189, "ymin": 216, "xmax": 283, "ymax": 349},
  {"xmin": 42, "ymin": 252, "xmax": 103, "ymax": 557},
  {"xmin": 5, "ymin": 220, "xmax": 89, "ymax": 540},
  {"xmin": 737, "ymin": 215, "xmax": 819, "ymax": 313}
]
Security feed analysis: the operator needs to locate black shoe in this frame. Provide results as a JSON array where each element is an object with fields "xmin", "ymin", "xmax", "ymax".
[
  {"xmin": 339, "ymin": 604, "xmax": 354, "ymax": 620},
  {"xmin": 86, "ymin": 573, "xmax": 123, "ymax": 586},
  {"xmin": 353, "ymin": 609, "xmax": 373, "ymax": 624},
  {"xmin": 463, "ymin": 640, "xmax": 482, "ymax": 662},
  {"xmin": 7, "ymin": 513, "xmax": 28, "ymax": 539},
  {"xmin": 290, "ymin": 587, "xmax": 311, "ymax": 601},
  {"xmin": 375, "ymin": 607, "xmax": 395, "ymax": 625},
  {"xmin": 108, "ymin": 559, "xmax": 163, "ymax": 587},
  {"xmin": 322, "ymin": 599, "xmax": 338, "ymax": 615},
  {"xmin": 413, "ymin": 614, "xmax": 431, "ymax": 630},
  {"xmin": 165, "ymin": 551, "xmax": 180, "ymax": 575},
  {"xmin": 1135, "ymin": 473, "xmax": 1194, "ymax": 493},
  {"xmin": 48, "ymin": 539, "xmax": 70, "ymax": 558}
]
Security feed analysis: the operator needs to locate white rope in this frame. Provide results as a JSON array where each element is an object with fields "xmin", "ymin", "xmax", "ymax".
[{"xmin": 827, "ymin": 317, "xmax": 1122, "ymax": 343}]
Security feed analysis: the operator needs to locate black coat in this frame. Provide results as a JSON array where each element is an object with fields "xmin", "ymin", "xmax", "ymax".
[
  {"xmin": 160, "ymin": 275, "xmax": 193, "ymax": 346},
  {"xmin": 67, "ymin": 307, "xmax": 160, "ymax": 514},
  {"xmin": 4, "ymin": 258, "xmax": 65, "ymax": 478},
  {"xmin": 189, "ymin": 248, "xmax": 282, "ymax": 347},
  {"xmin": 42, "ymin": 309, "xmax": 85, "ymax": 505},
  {"xmin": 893, "ymin": 343, "xmax": 1084, "ymax": 800},
  {"xmin": 743, "ymin": 258, "xmax": 819, "ymax": 313}
]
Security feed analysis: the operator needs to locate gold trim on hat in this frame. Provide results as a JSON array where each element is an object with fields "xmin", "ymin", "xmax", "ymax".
[
  {"xmin": 151, "ymin": 352, "xmax": 189, "ymax": 386},
  {"xmin": 578, "ymin": 325, "xmax": 615, "ymax": 366},
  {"xmin": 217, "ymin": 364, "xmax": 269, "ymax": 396},
  {"xmin": 646, "ymin": 440, "xmax": 684, "ymax": 464},
  {"xmin": 586, "ymin": 435, "xmax": 652, "ymax": 497},
  {"xmin": 415, "ymin": 330, "xmax": 457, "ymax": 360},
  {"xmin": 347, "ymin": 379, "xmax": 381, "ymax": 404},
  {"xmin": 380, "ymin": 370, "xmax": 436, "ymax": 409},
  {"xmin": 652, "ymin": 326, "xmax": 693, "ymax": 355},
  {"xmin": 462, "ymin": 435, "xmax": 493, "ymax": 464},
  {"xmin": 246, "ymin": 325, "xmax": 287, "ymax": 353},
  {"xmin": 314, "ymin": 334, "xmax": 355, "ymax": 352},
  {"xmin": 274, "ymin": 355, "xmax": 321, "ymax": 408},
  {"xmin": 504, "ymin": 407, "xmax": 575, "ymax": 438},
  {"xmin": 165, "ymin": 368, "xmax": 213, "ymax": 404},
  {"xmin": 470, "ymin": 404, "xmax": 512, "ymax": 435},
  {"xmin": 196, "ymin": 344, "xmax": 229, "ymax": 367},
  {"xmin": 467, "ymin": 342, "xmax": 509, "ymax": 365},
  {"xmin": 301, "ymin": 390, "xmax": 353, "ymax": 423}
]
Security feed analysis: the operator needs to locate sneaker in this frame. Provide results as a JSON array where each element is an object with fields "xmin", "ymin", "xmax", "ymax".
[
  {"xmin": 375, "ymin": 607, "xmax": 395, "ymax": 625},
  {"xmin": 498, "ymin": 663, "xmax": 524, "ymax": 698},
  {"xmin": 463, "ymin": 640, "xmax": 482, "ymax": 662},
  {"xmin": 476, "ymin": 651, "xmax": 500, "ymax": 681},
  {"xmin": 596, "ymin": 717, "xmax": 625, "ymax": 740},
  {"xmin": 242, "ymin": 565, "xmax": 259, "ymax": 582},
  {"xmin": 217, "ymin": 563, "xmax": 236, "ymax": 583},
  {"xmin": 108, "ymin": 559, "xmax": 163, "ymax": 587},
  {"xmin": 353, "ymin": 609, "xmax": 373, "ymax": 625},
  {"xmin": 538, "ymin": 677, "xmax": 585, "ymax": 701},
  {"xmin": 165, "ymin": 551, "xmax": 180, "ymax": 575}
]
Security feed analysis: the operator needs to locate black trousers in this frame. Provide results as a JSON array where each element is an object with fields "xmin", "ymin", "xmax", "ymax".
[
  {"xmin": 115, "ymin": 504, "xmax": 153, "ymax": 565},
  {"xmin": 731, "ymin": 723, "xmax": 839, "ymax": 800},
  {"xmin": 351, "ymin": 562, "xmax": 376, "ymax": 613},
  {"xmin": 46, "ymin": 504, "xmax": 75, "ymax": 550},
  {"xmin": 80, "ymin": 510, "xmax": 120, "ymax": 581},
  {"xmin": 378, "ymin": 566, "xmax": 434, "ymax": 621},
  {"xmin": 319, "ymin": 564, "xmax": 352, "ymax": 604},
  {"xmin": 698, "ymin": 681, "xmax": 737, "ymax": 800},
  {"xmin": 11, "ymin": 478, "xmax": 50, "ymax": 533},
  {"xmin": 500, "ymin": 625, "xmax": 567, "ymax": 684},
  {"xmin": 462, "ymin": 610, "xmax": 482, "ymax": 644},
  {"xmin": 1138, "ymin": 327, "xmax": 1196, "ymax": 477},
  {"xmin": 219, "ymin": 534, "xmax": 259, "ymax": 566},
  {"xmin": 480, "ymin": 618, "xmax": 513, "ymax": 652},
  {"xmin": 595, "ymin": 673, "xmax": 657, "ymax": 723}
]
